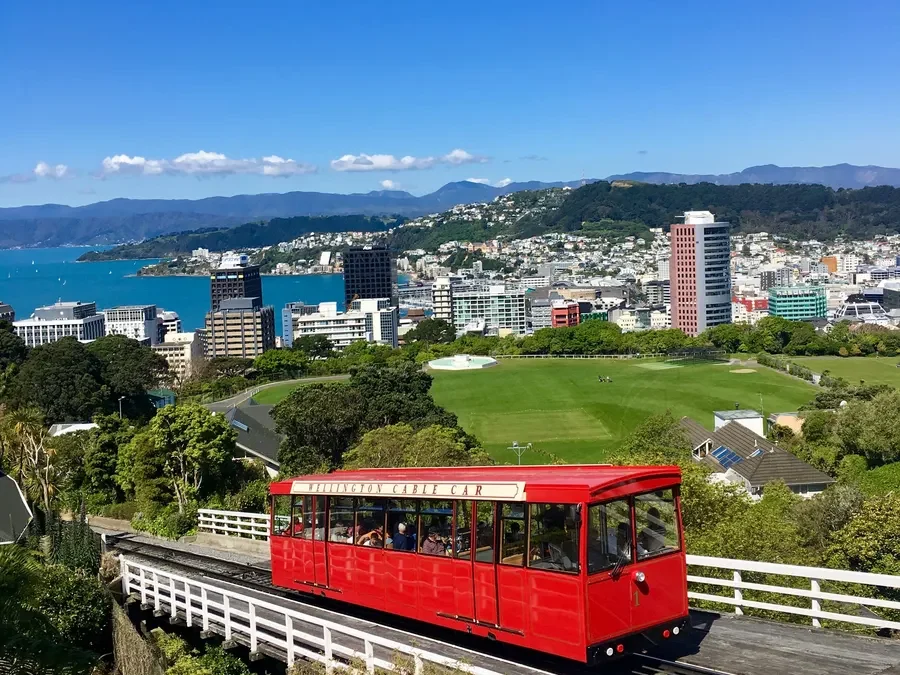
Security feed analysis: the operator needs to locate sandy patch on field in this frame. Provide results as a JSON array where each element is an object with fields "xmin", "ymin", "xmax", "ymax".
[{"xmin": 730, "ymin": 368, "xmax": 756, "ymax": 374}]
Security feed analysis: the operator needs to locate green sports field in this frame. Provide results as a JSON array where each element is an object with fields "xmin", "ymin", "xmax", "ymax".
[
  {"xmin": 790, "ymin": 355, "xmax": 900, "ymax": 387},
  {"xmin": 429, "ymin": 359, "xmax": 817, "ymax": 464}
]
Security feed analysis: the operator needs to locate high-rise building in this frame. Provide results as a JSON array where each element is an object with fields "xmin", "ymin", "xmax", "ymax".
[
  {"xmin": 644, "ymin": 280, "xmax": 671, "ymax": 305},
  {"xmin": 210, "ymin": 253, "xmax": 262, "ymax": 312},
  {"xmin": 292, "ymin": 299, "xmax": 398, "ymax": 349},
  {"xmin": 760, "ymin": 267, "xmax": 792, "ymax": 291},
  {"xmin": 13, "ymin": 301, "xmax": 106, "ymax": 347},
  {"xmin": 280, "ymin": 301, "xmax": 320, "ymax": 348},
  {"xmin": 431, "ymin": 277, "xmax": 454, "ymax": 323},
  {"xmin": 767, "ymin": 286, "xmax": 827, "ymax": 321},
  {"xmin": 343, "ymin": 246, "xmax": 396, "ymax": 307},
  {"xmin": 451, "ymin": 285, "xmax": 528, "ymax": 336},
  {"xmin": 103, "ymin": 304, "xmax": 163, "ymax": 344},
  {"xmin": 670, "ymin": 211, "xmax": 732, "ymax": 337},
  {"xmin": 550, "ymin": 299, "xmax": 580, "ymax": 327},
  {"xmin": 204, "ymin": 297, "xmax": 275, "ymax": 358},
  {"xmin": 657, "ymin": 257, "xmax": 670, "ymax": 282}
]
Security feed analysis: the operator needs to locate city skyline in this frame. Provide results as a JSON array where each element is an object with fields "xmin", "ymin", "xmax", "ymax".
[{"xmin": 3, "ymin": 1, "xmax": 900, "ymax": 207}]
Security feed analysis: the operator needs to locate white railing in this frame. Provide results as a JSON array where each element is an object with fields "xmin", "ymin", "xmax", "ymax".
[
  {"xmin": 120, "ymin": 556, "xmax": 513, "ymax": 675},
  {"xmin": 197, "ymin": 509, "xmax": 270, "ymax": 540},
  {"xmin": 686, "ymin": 554, "xmax": 900, "ymax": 631}
]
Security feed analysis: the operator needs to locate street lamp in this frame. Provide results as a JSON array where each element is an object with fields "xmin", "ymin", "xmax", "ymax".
[
  {"xmin": 118, "ymin": 396, "xmax": 126, "ymax": 419},
  {"xmin": 507, "ymin": 441, "xmax": 533, "ymax": 465}
]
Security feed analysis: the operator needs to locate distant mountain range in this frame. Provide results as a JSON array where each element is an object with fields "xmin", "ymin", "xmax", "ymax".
[
  {"xmin": 1, "ymin": 164, "xmax": 899, "ymax": 249},
  {"xmin": 608, "ymin": 163, "xmax": 900, "ymax": 189}
]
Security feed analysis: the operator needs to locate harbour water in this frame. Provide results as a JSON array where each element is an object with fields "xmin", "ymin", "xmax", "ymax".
[{"xmin": 0, "ymin": 247, "xmax": 345, "ymax": 333}]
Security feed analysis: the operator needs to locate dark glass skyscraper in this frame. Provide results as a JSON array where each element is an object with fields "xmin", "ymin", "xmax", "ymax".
[
  {"xmin": 210, "ymin": 254, "xmax": 262, "ymax": 312},
  {"xmin": 343, "ymin": 246, "xmax": 396, "ymax": 307}
]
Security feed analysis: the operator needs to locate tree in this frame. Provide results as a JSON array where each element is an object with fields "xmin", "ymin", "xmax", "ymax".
[
  {"xmin": 4, "ymin": 407, "xmax": 57, "ymax": 514},
  {"xmin": 84, "ymin": 414, "xmax": 134, "ymax": 501},
  {"xmin": 273, "ymin": 383, "xmax": 366, "ymax": 474},
  {"xmin": 292, "ymin": 334, "xmax": 334, "ymax": 359},
  {"xmin": 9, "ymin": 338, "xmax": 108, "ymax": 423},
  {"xmin": 120, "ymin": 405, "xmax": 237, "ymax": 513},
  {"xmin": 253, "ymin": 349, "xmax": 308, "ymax": 379},
  {"xmin": 86, "ymin": 335, "xmax": 169, "ymax": 417},
  {"xmin": 791, "ymin": 483, "xmax": 864, "ymax": 551},
  {"xmin": 0, "ymin": 321, "xmax": 27, "ymax": 371},
  {"xmin": 834, "ymin": 390, "xmax": 900, "ymax": 465},
  {"xmin": 828, "ymin": 493, "xmax": 900, "ymax": 579},
  {"xmin": 405, "ymin": 318, "xmax": 456, "ymax": 344},
  {"xmin": 201, "ymin": 357, "xmax": 254, "ymax": 379},
  {"xmin": 345, "ymin": 423, "xmax": 491, "ymax": 469}
]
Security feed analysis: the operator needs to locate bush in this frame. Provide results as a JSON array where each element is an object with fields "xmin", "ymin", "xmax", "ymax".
[
  {"xmin": 32, "ymin": 564, "xmax": 112, "ymax": 655},
  {"xmin": 153, "ymin": 631, "xmax": 251, "ymax": 675},
  {"xmin": 99, "ymin": 501, "xmax": 140, "ymax": 521},
  {"xmin": 132, "ymin": 503, "xmax": 198, "ymax": 540}
]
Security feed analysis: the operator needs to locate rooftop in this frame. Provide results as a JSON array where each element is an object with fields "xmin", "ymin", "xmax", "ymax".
[{"xmin": 714, "ymin": 410, "xmax": 763, "ymax": 420}]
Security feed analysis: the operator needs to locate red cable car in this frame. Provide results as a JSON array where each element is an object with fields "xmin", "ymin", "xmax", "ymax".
[{"xmin": 268, "ymin": 465, "xmax": 689, "ymax": 664}]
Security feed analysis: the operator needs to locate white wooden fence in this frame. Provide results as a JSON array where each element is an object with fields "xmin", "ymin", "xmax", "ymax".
[
  {"xmin": 120, "ymin": 556, "xmax": 517, "ymax": 675},
  {"xmin": 197, "ymin": 509, "xmax": 270, "ymax": 540},
  {"xmin": 195, "ymin": 510, "xmax": 900, "ymax": 632},
  {"xmin": 686, "ymin": 554, "xmax": 900, "ymax": 631}
]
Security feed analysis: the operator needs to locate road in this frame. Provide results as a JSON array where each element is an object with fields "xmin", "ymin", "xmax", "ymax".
[{"xmin": 204, "ymin": 374, "xmax": 349, "ymax": 412}]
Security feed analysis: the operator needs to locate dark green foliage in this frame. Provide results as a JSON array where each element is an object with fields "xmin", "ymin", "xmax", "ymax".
[
  {"xmin": 0, "ymin": 320, "xmax": 27, "ymax": 370},
  {"xmin": 292, "ymin": 334, "xmax": 335, "ymax": 359},
  {"xmin": 9, "ymin": 337, "xmax": 108, "ymax": 422},
  {"xmin": 404, "ymin": 318, "xmax": 456, "ymax": 344},
  {"xmin": 32, "ymin": 564, "xmax": 111, "ymax": 654},
  {"xmin": 254, "ymin": 349, "xmax": 308, "ymax": 379},
  {"xmin": 86, "ymin": 335, "xmax": 169, "ymax": 418},
  {"xmin": 132, "ymin": 503, "xmax": 198, "ymax": 540}
]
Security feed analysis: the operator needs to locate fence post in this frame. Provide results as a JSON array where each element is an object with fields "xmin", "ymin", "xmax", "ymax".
[
  {"xmin": 153, "ymin": 571, "xmax": 161, "ymax": 612},
  {"xmin": 733, "ymin": 570, "xmax": 743, "ymax": 615},
  {"xmin": 285, "ymin": 615, "xmax": 294, "ymax": 667},
  {"xmin": 364, "ymin": 639, "xmax": 375, "ymax": 674},
  {"xmin": 414, "ymin": 654, "xmax": 424, "ymax": 675},
  {"xmin": 120, "ymin": 556, "xmax": 130, "ymax": 596},
  {"xmin": 811, "ymin": 578, "xmax": 822, "ymax": 628},
  {"xmin": 139, "ymin": 567, "xmax": 147, "ymax": 605},
  {"xmin": 184, "ymin": 582, "xmax": 192, "ymax": 627},
  {"xmin": 324, "ymin": 626, "xmax": 334, "ymax": 675},
  {"xmin": 249, "ymin": 603, "xmax": 258, "ymax": 654},
  {"xmin": 170, "ymin": 576, "xmax": 177, "ymax": 620},
  {"xmin": 201, "ymin": 587, "xmax": 210, "ymax": 632},
  {"xmin": 223, "ymin": 595, "xmax": 232, "ymax": 641}
]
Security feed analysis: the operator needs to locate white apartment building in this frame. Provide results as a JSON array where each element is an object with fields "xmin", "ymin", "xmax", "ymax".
[
  {"xmin": 657, "ymin": 257, "xmax": 670, "ymax": 281},
  {"xmin": 151, "ymin": 331, "xmax": 203, "ymax": 383},
  {"xmin": 103, "ymin": 304, "xmax": 162, "ymax": 344},
  {"xmin": 451, "ymin": 285, "xmax": 527, "ymax": 336},
  {"xmin": 431, "ymin": 277, "xmax": 454, "ymax": 323},
  {"xmin": 14, "ymin": 301, "xmax": 106, "ymax": 347},
  {"xmin": 650, "ymin": 308, "xmax": 670, "ymax": 329},
  {"xmin": 838, "ymin": 254, "xmax": 861, "ymax": 275},
  {"xmin": 294, "ymin": 299, "xmax": 398, "ymax": 349}
]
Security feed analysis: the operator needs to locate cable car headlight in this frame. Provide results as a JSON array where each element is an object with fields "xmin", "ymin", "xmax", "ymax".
[{"xmin": 634, "ymin": 571, "xmax": 646, "ymax": 583}]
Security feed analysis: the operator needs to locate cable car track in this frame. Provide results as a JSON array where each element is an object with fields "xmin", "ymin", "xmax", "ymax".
[{"xmin": 109, "ymin": 536, "xmax": 734, "ymax": 675}]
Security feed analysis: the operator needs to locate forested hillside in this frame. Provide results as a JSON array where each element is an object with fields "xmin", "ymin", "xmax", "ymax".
[{"xmin": 78, "ymin": 214, "xmax": 403, "ymax": 260}]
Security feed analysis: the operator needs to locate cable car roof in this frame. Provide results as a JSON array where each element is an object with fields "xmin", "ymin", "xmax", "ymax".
[{"xmin": 272, "ymin": 465, "xmax": 681, "ymax": 502}]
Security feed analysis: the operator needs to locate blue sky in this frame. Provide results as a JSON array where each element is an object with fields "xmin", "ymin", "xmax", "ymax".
[{"xmin": 2, "ymin": 0, "xmax": 899, "ymax": 207}]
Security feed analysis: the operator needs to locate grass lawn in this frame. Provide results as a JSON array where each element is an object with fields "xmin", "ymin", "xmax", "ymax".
[
  {"xmin": 429, "ymin": 359, "xmax": 817, "ymax": 464},
  {"xmin": 253, "ymin": 381, "xmax": 314, "ymax": 405},
  {"xmin": 790, "ymin": 355, "xmax": 900, "ymax": 388}
]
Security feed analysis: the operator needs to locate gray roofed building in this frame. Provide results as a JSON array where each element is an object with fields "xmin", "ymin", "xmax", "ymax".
[
  {"xmin": 224, "ymin": 404, "xmax": 283, "ymax": 475},
  {"xmin": 680, "ymin": 416, "xmax": 834, "ymax": 498}
]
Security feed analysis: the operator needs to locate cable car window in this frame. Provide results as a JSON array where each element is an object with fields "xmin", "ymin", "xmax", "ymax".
[
  {"xmin": 528, "ymin": 503, "xmax": 579, "ymax": 573},
  {"xmin": 355, "ymin": 498, "xmax": 387, "ymax": 548},
  {"xmin": 474, "ymin": 502, "xmax": 495, "ymax": 563},
  {"xmin": 419, "ymin": 500, "xmax": 452, "ymax": 556},
  {"xmin": 635, "ymin": 489, "xmax": 680, "ymax": 560},
  {"xmin": 272, "ymin": 495, "xmax": 292, "ymax": 536},
  {"xmin": 290, "ymin": 496, "xmax": 313, "ymax": 539},
  {"xmin": 587, "ymin": 499, "xmax": 633, "ymax": 574},
  {"xmin": 454, "ymin": 500, "xmax": 472, "ymax": 560},
  {"xmin": 387, "ymin": 499, "xmax": 417, "ymax": 552},
  {"xmin": 328, "ymin": 497, "xmax": 354, "ymax": 544},
  {"xmin": 500, "ymin": 502, "xmax": 526, "ymax": 566},
  {"xmin": 312, "ymin": 496, "xmax": 326, "ymax": 541}
]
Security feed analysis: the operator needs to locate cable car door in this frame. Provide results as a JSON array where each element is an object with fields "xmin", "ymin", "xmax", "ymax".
[
  {"xmin": 471, "ymin": 501, "xmax": 499, "ymax": 626},
  {"xmin": 586, "ymin": 498, "xmax": 634, "ymax": 644},
  {"xmin": 312, "ymin": 496, "xmax": 329, "ymax": 588}
]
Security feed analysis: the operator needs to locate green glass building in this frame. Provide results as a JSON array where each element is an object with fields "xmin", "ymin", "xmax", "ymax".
[{"xmin": 767, "ymin": 285, "xmax": 827, "ymax": 321}]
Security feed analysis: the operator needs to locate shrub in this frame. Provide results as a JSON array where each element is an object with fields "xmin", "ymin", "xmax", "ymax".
[
  {"xmin": 32, "ymin": 564, "xmax": 112, "ymax": 655},
  {"xmin": 132, "ymin": 503, "xmax": 198, "ymax": 540}
]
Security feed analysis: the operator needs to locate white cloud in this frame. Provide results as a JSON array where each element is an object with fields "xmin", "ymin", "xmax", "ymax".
[
  {"xmin": 330, "ymin": 148, "xmax": 487, "ymax": 172},
  {"xmin": 34, "ymin": 162, "xmax": 70, "ymax": 179},
  {"xmin": 380, "ymin": 179, "xmax": 401, "ymax": 190},
  {"xmin": 99, "ymin": 150, "xmax": 315, "ymax": 178},
  {"xmin": 495, "ymin": 177, "xmax": 513, "ymax": 188}
]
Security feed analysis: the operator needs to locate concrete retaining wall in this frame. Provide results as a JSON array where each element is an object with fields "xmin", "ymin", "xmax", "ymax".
[{"xmin": 185, "ymin": 531, "xmax": 270, "ymax": 557}]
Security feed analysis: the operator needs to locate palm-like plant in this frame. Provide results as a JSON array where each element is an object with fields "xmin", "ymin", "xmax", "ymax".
[{"xmin": 0, "ymin": 545, "xmax": 97, "ymax": 674}]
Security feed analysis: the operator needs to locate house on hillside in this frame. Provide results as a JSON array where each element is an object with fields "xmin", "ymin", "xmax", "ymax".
[{"xmin": 680, "ymin": 415, "xmax": 834, "ymax": 499}]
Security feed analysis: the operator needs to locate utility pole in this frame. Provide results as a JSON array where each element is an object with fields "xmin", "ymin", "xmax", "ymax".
[
  {"xmin": 118, "ymin": 396, "xmax": 125, "ymax": 419},
  {"xmin": 507, "ymin": 441, "xmax": 533, "ymax": 465}
]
